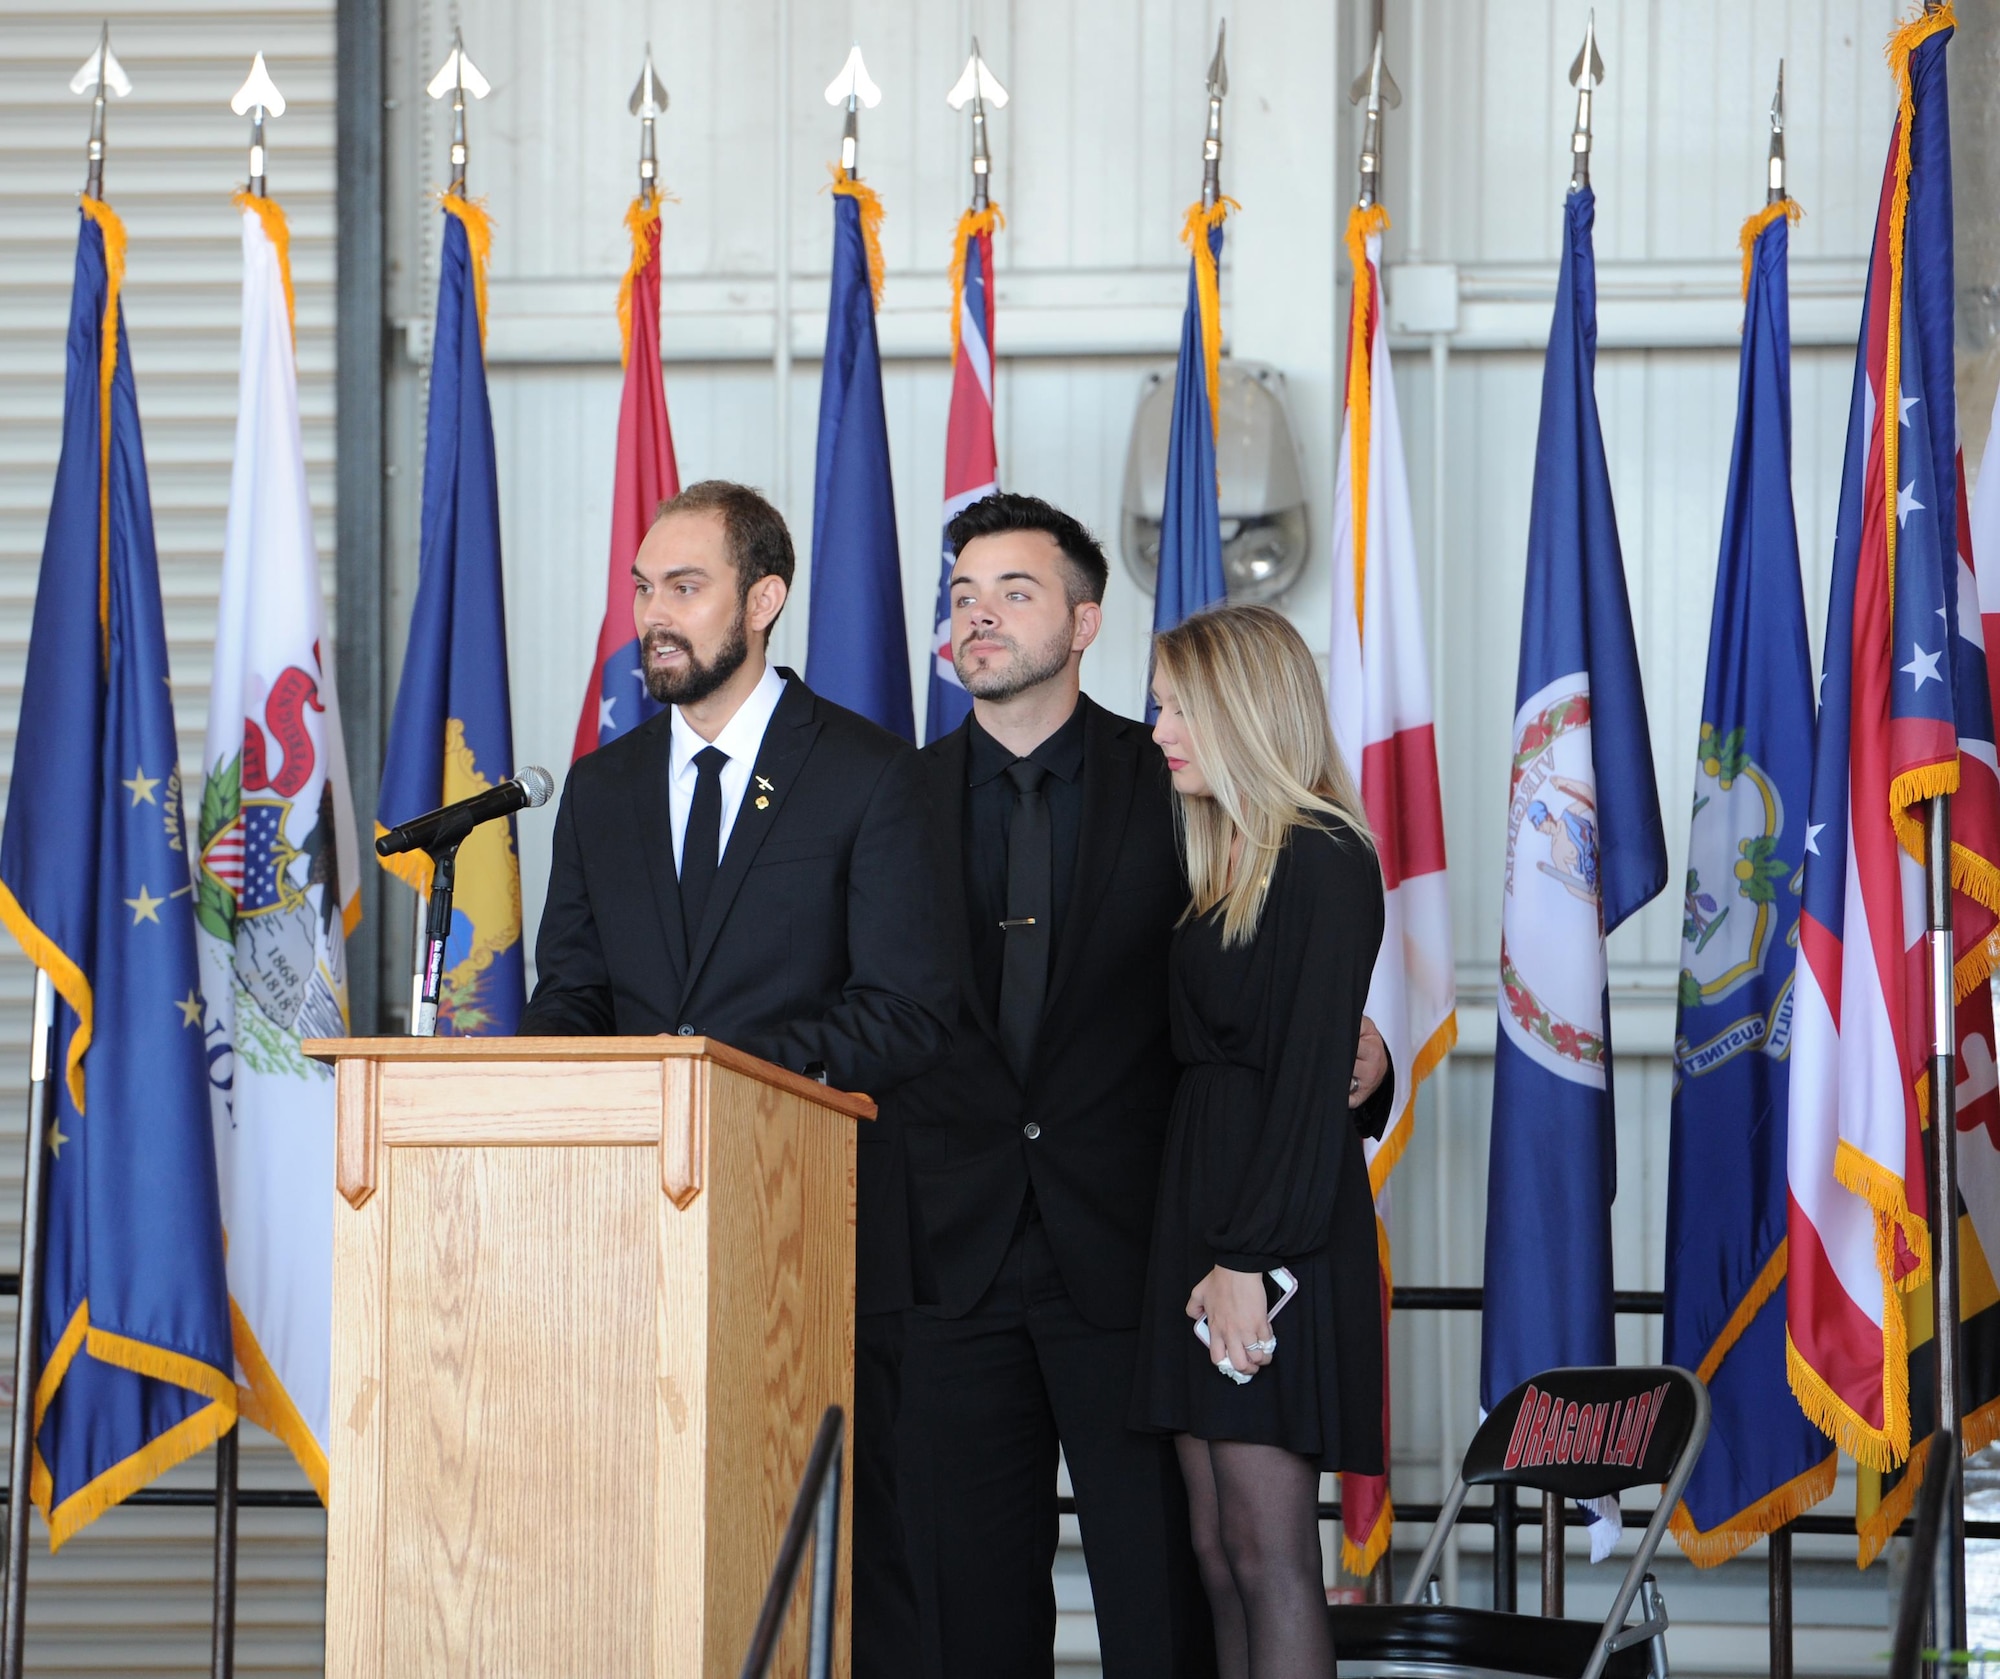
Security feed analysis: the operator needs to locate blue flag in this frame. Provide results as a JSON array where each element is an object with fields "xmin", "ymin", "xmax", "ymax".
[
  {"xmin": 378, "ymin": 198, "xmax": 524, "ymax": 1034},
  {"xmin": 1664, "ymin": 207, "xmax": 1835, "ymax": 1561},
  {"xmin": 1482, "ymin": 187, "xmax": 1667, "ymax": 1422},
  {"xmin": 0, "ymin": 203, "xmax": 235, "ymax": 1548},
  {"xmin": 806, "ymin": 178, "xmax": 912, "ymax": 739},
  {"xmin": 1152, "ymin": 205, "xmax": 1231, "ymax": 687}
]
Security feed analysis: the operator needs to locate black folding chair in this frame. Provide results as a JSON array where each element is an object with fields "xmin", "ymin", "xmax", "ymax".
[{"xmin": 1328, "ymin": 1365, "xmax": 1710, "ymax": 1679}]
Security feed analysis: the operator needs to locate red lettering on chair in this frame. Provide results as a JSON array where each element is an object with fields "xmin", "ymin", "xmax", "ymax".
[
  {"xmin": 1587, "ymin": 1401, "xmax": 1611, "ymax": 1462},
  {"xmin": 1556, "ymin": 1402, "xmax": 1579, "ymax": 1464},
  {"xmin": 1635, "ymin": 1383, "xmax": 1672, "ymax": 1470},
  {"xmin": 1602, "ymin": 1399, "xmax": 1623, "ymax": 1462},
  {"xmin": 1537, "ymin": 1393, "xmax": 1565, "ymax": 1462},
  {"xmin": 1522, "ymin": 1391, "xmax": 1554, "ymax": 1466},
  {"xmin": 1616, "ymin": 1394, "xmax": 1651, "ymax": 1465},
  {"xmin": 1505, "ymin": 1386, "xmax": 1541, "ymax": 1470}
]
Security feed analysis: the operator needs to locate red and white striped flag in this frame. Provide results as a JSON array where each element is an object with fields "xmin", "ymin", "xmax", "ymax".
[{"xmin": 1328, "ymin": 203, "xmax": 1458, "ymax": 1576}]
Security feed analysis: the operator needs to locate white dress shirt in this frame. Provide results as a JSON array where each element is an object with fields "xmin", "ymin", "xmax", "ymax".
[{"xmin": 668, "ymin": 660, "xmax": 788, "ymax": 874}]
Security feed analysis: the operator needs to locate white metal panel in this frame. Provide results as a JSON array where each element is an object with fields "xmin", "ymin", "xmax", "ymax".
[{"xmin": 0, "ymin": 4, "xmax": 332, "ymax": 1670}]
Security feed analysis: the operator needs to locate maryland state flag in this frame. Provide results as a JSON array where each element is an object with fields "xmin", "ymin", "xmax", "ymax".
[
  {"xmin": 378, "ymin": 197, "xmax": 524, "ymax": 1033},
  {"xmin": 1785, "ymin": 8, "xmax": 2000, "ymax": 1507},
  {"xmin": 573, "ymin": 197, "xmax": 680, "ymax": 760},
  {"xmin": 1327, "ymin": 201, "xmax": 1456, "ymax": 1575},
  {"xmin": 1663, "ymin": 198, "xmax": 1835, "ymax": 1565},
  {"xmin": 0, "ymin": 200, "xmax": 235, "ymax": 1546}
]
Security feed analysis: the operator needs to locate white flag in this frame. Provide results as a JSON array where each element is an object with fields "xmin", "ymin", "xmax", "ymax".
[{"xmin": 194, "ymin": 197, "xmax": 361, "ymax": 1497}]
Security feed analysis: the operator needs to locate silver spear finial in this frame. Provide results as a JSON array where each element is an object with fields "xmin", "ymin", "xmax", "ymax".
[
  {"xmin": 1566, "ymin": 11, "xmax": 1605, "ymax": 194},
  {"xmin": 824, "ymin": 45, "xmax": 882, "ymax": 180},
  {"xmin": 70, "ymin": 25, "xmax": 132, "ymax": 200},
  {"xmin": 231, "ymin": 53, "xmax": 287, "ymax": 197},
  {"xmin": 426, "ymin": 31, "xmax": 491, "ymax": 195},
  {"xmin": 1201, "ymin": 21, "xmax": 1228, "ymax": 210},
  {"xmin": 1766, "ymin": 61, "xmax": 1786, "ymax": 204},
  {"xmin": 1347, "ymin": 30, "xmax": 1403, "ymax": 211},
  {"xmin": 629, "ymin": 45, "xmax": 667, "ymax": 205},
  {"xmin": 946, "ymin": 39, "xmax": 1009, "ymax": 211}
]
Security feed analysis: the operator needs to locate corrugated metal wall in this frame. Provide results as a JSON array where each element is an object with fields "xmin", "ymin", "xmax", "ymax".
[{"xmin": 0, "ymin": 4, "xmax": 331, "ymax": 1672}]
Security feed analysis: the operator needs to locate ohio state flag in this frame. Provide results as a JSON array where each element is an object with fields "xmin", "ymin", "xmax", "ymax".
[{"xmin": 1328, "ymin": 203, "xmax": 1457, "ymax": 1576}]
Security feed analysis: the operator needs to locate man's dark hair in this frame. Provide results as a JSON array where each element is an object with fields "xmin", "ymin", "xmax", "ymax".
[
  {"xmin": 946, "ymin": 492, "xmax": 1109, "ymax": 607},
  {"xmin": 655, "ymin": 480, "xmax": 797, "ymax": 606}
]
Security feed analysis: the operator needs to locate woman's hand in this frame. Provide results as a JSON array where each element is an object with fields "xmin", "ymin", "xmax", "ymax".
[{"xmin": 1187, "ymin": 1265, "xmax": 1273, "ymax": 1376}]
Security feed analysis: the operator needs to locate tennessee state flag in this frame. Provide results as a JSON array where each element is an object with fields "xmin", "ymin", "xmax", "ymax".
[
  {"xmin": 1663, "ymin": 199, "xmax": 1836, "ymax": 1566},
  {"xmin": 377, "ymin": 196, "xmax": 525, "ymax": 1033},
  {"xmin": 1327, "ymin": 201, "xmax": 1456, "ymax": 1576},
  {"xmin": 806, "ymin": 172, "xmax": 912, "ymax": 739},
  {"xmin": 1152, "ymin": 197, "xmax": 1235, "ymax": 669},
  {"xmin": 927, "ymin": 205, "xmax": 1000, "ymax": 743},
  {"xmin": 0, "ymin": 200, "xmax": 236, "ymax": 1546},
  {"xmin": 573, "ymin": 197, "xmax": 680, "ymax": 760},
  {"xmin": 1482, "ymin": 179, "xmax": 1668, "ymax": 1566}
]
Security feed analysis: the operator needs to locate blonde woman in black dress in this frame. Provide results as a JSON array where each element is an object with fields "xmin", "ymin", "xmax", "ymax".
[{"xmin": 1135, "ymin": 604, "xmax": 1387, "ymax": 1679}]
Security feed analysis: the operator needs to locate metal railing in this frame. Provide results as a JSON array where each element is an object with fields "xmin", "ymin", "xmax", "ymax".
[
  {"xmin": 1890, "ymin": 1428, "xmax": 1960, "ymax": 1679},
  {"xmin": 738, "ymin": 1405, "xmax": 845, "ymax": 1679}
]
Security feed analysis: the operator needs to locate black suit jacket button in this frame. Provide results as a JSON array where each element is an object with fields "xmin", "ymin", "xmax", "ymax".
[
  {"xmin": 1022, "ymin": 1122, "xmax": 1041, "ymax": 1140},
  {"xmin": 677, "ymin": 1024, "xmax": 696, "ymax": 1036}
]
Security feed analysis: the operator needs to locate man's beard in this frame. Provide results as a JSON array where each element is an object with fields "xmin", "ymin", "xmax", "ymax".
[
  {"xmin": 642, "ymin": 611, "xmax": 749, "ymax": 706},
  {"xmin": 953, "ymin": 620, "xmax": 1073, "ymax": 702}
]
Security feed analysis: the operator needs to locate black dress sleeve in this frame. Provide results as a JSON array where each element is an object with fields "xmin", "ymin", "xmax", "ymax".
[
  {"xmin": 519, "ymin": 769, "xmax": 616, "ymax": 1036},
  {"xmin": 1206, "ymin": 820, "xmax": 1386, "ymax": 1272}
]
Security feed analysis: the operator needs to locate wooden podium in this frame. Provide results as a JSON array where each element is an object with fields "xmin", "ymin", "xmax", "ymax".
[{"xmin": 305, "ymin": 1037, "xmax": 868, "ymax": 1679}]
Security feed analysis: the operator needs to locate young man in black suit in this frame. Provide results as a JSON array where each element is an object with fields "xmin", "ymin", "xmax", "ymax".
[
  {"xmin": 890, "ymin": 494, "xmax": 1391, "ymax": 1679},
  {"xmin": 520, "ymin": 479, "xmax": 948, "ymax": 1677}
]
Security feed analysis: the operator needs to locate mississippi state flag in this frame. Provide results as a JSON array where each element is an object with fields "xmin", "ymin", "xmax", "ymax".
[
  {"xmin": 1481, "ymin": 183, "xmax": 1667, "ymax": 1566},
  {"xmin": 927, "ymin": 208, "xmax": 1001, "ymax": 743},
  {"xmin": 1786, "ymin": 4, "xmax": 2000, "ymax": 1475},
  {"xmin": 1327, "ymin": 203, "xmax": 1456, "ymax": 1576},
  {"xmin": 573, "ymin": 198, "xmax": 681, "ymax": 760}
]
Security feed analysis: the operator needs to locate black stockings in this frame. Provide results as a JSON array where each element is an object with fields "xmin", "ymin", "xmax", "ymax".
[{"xmin": 1175, "ymin": 1436, "xmax": 1332, "ymax": 1679}]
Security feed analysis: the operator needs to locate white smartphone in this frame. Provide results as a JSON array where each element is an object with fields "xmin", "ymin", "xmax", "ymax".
[{"xmin": 1193, "ymin": 1265, "xmax": 1299, "ymax": 1353}]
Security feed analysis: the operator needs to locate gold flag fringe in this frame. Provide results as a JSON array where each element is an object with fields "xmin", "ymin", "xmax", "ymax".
[
  {"xmin": 617, "ymin": 197, "xmax": 662, "ymax": 371},
  {"xmin": 1736, "ymin": 198, "xmax": 1802, "ymax": 302},
  {"xmin": 438, "ymin": 192, "xmax": 494, "ymax": 349},
  {"xmin": 1178, "ymin": 197, "xmax": 1239, "ymax": 455},
  {"xmin": 828, "ymin": 168, "xmax": 887, "ymax": 310},
  {"xmin": 1669, "ymin": 1452, "xmax": 1836, "ymax": 1568},
  {"xmin": 947, "ymin": 205, "xmax": 1004, "ymax": 361},
  {"xmin": 234, "ymin": 191, "xmax": 296, "ymax": 347},
  {"xmin": 1342, "ymin": 202, "xmax": 1391, "ymax": 640}
]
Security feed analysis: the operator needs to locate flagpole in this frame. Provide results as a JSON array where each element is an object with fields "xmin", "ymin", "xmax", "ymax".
[
  {"xmin": 1, "ymin": 971, "xmax": 54, "ymax": 1679},
  {"xmin": 1924, "ymin": 792, "xmax": 1966, "ymax": 1656}
]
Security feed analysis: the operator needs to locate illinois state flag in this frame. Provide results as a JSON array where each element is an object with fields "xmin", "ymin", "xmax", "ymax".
[
  {"xmin": 1152, "ymin": 197, "xmax": 1235, "ymax": 664},
  {"xmin": 0, "ymin": 200, "xmax": 235, "ymax": 1546},
  {"xmin": 1482, "ymin": 185, "xmax": 1667, "ymax": 1490},
  {"xmin": 1786, "ymin": 5, "xmax": 2000, "ymax": 1478},
  {"xmin": 1327, "ymin": 202, "xmax": 1456, "ymax": 1575},
  {"xmin": 806, "ymin": 173, "xmax": 911, "ymax": 739},
  {"xmin": 1663, "ymin": 200, "xmax": 1835, "ymax": 1566},
  {"xmin": 378, "ymin": 196, "xmax": 525, "ymax": 1033},
  {"xmin": 194, "ymin": 194, "xmax": 363, "ymax": 1500},
  {"xmin": 573, "ymin": 197, "xmax": 680, "ymax": 760},
  {"xmin": 927, "ymin": 205, "xmax": 1000, "ymax": 742}
]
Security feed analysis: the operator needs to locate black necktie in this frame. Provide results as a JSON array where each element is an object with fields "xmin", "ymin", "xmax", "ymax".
[
  {"xmin": 997, "ymin": 759, "xmax": 1052, "ymax": 1082},
  {"xmin": 681, "ymin": 745, "xmax": 729, "ymax": 949}
]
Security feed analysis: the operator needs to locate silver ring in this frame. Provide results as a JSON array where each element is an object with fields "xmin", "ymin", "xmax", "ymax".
[{"xmin": 1247, "ymin": 1336, "xmax": 1277, "ymax": 1356}]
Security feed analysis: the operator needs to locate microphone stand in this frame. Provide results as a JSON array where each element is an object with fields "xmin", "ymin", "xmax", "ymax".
[{"xmin": 409, "ymin": 837, "xmax": 463, "ymax": 1038}]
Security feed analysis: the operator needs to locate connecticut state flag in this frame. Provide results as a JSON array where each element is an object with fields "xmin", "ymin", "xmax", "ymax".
[
  {"xmin": 573, "ymin": 196, "xmax": 680, "ymax": 760},
  {"xmin": 927, "ymin": 204, "xmax": 1001, "ymax": 743},
  {"xmin": 378, "ymin": 196, "xmax": 524, "ymax": 1033},
  {"xmin": 1786, "ymin": 6, "xmax": 2000, "ymax": 1492},
  {"xmin": 1663, "ymin": 197, "xmax": 1835, "ymax": 1566},
  {"xmin": 1482, "ymin": 181, "xmax": 1667, "ymax": 1556},
  {"xmin": 1327, "ymin": 201, "xmax": 1456, "ymax": 1576},
  {"xmin": 0, "ymin": 199, "xmax": 236, "ymax": 1547},
  {"xmin": 806, "ymin": 171, "xmax": 911, "ymax": 739}
]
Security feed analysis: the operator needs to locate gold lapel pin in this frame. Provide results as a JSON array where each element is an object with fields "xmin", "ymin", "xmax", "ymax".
[
  {"xmin": 755, "ymin": 796, "xmax": 770, "ymax": 809},
  {"xmin": 755, "ymin": 775, "xmax": 775, "ymax": 792}
]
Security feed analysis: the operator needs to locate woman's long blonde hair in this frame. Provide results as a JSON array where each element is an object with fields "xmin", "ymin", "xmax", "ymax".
[{"xmin": 1152, "ymin": 604, "xmax": 1372, "ymax": 946}]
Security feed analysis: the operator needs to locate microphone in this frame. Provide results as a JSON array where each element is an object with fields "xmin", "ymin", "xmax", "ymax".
[{"xmin": 375, "ymin": 765, "xmax": 555, "ymax": 858}]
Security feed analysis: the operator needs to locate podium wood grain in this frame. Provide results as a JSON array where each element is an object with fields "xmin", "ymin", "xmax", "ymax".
[{"xmin": 311, "ymin": 1038, "xmax": 867, "ymax": 1679}]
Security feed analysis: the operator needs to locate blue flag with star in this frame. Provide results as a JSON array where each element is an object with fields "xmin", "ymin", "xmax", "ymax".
[{"xmin": 0, "ymin": 201, "xmax": 235, "ymax": 1549}]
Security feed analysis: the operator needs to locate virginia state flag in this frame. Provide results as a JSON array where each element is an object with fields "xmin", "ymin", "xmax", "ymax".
[
  {"xmin": 927, "ymin": 205, "xmax": 1001, "ymax": 743},
  {"xmin": 378, "ymin": 196, "xmax": 524, "ymax": 1033},
  {"xmin": 1482, "ymin": 184, "xmax": 1668, "ymax": 1543},
  {"xmin": 0, "ymin": 200, "xmax": 235, "ymax": 1547},
  {"xmin": 1663, "ymin": 200, "xmax": 1835, "ymax": 1566},
  {"xmin": 573, "ymin": 197, "xmax": 680, "ymax": 760},
  {"xmin": 1786, "ymin": 5, "xmax": 2000, "ymax": 1485},
  {"xmin": 1152, "ymin": 198, "xmax": 1235, "ymax": 666},
  {"xmin": 806, "ymin": 173, "xmax": 911, "ymax": 739},
  {"xmin": 195, "ymin": 194, "xmax": 363, "ymax": 1501}
]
